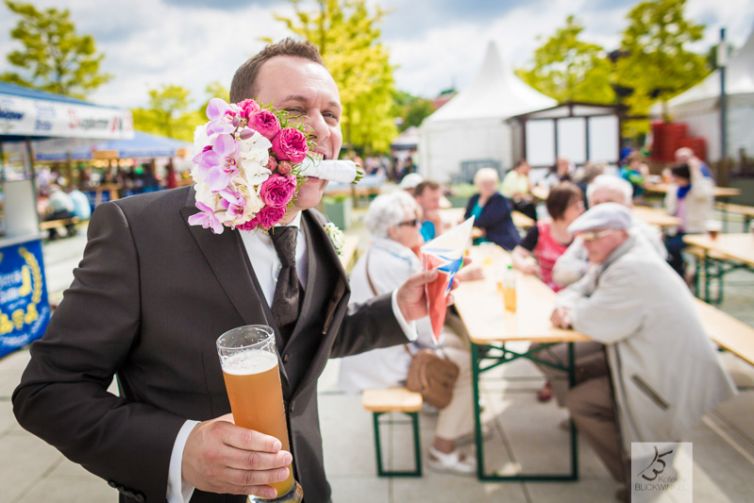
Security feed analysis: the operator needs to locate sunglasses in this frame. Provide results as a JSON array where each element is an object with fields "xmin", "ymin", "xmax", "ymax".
[
  {"xmin": 579, "ymin": 229, "xmax": 617, "ymax": 242},
  {"xmin": 397, "ymin": 219, "xmax": 420, "ymax": 227}
]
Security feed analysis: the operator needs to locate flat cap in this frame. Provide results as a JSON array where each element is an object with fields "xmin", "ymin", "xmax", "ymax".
[{"xmin": 568, "ymin": 202, "xmax": 632, "ymax": 234}]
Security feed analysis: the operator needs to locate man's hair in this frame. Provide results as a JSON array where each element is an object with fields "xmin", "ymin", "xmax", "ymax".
[
  {"xmin": 230, "ymin": 38, "xmax": 324, "ymax": 102},
  {"xmin": 546, "ymin": 182, "xmax": 582, "ymax": 220},
  {"xmin": 671, "ymin": 163, "xmax": 691, "ymax": 181},
  {"xmin": 414, "ymin": 180, "xmax": 441, "ymax": 197},
  {"xmin": 587, "ymin": 175, "xmax": 632, "ymax": 206}
]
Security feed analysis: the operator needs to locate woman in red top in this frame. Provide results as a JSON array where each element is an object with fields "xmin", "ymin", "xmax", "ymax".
[
  {"xmin": 512, "ymin": 182, "xmax": 584, "ymax": 290},
  {"xmin": 512, "ymin": 182, "xmax": 584, "ymax": 402}
]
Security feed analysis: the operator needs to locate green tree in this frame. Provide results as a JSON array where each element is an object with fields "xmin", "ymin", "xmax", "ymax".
[
  {"xmin": 132, "ymin": 85, "xmax": 202, "ymax": 141},
  {"xmin": 266, "ymin": 0, "xmax": 398, "ymax": 153},
  {"xmin": 616, "ymin": 0, "xmax": 710, "ymax": 136},
  {"xmin": 393, "ymin": 90, "xmax": 435, "ymax": 131},
  {"xmin": 0, "ymin": 0, "xmax": 111, "ymax": 98},
  {"xmin": 516, "ymin": 15, "xmax": 614, "ymax": 104}
]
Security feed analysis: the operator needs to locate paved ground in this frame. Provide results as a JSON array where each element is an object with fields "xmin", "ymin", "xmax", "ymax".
[{"xmin": 1, "ymin": 210, "xmax": 753, "ymax": 503}]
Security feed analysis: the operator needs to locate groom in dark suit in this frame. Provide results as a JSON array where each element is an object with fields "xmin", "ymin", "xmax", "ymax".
[{"xmin": 13, "ymin": 38, "xmax": 436, "ymax": 503}]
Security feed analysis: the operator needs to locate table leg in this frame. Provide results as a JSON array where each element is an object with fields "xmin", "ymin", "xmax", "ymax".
[
  {"xmin": 704, "ymin": 252, "xmax": 711, "ymax": 303},
  {"xmin": 471, "ymin": 343, "xmax": 485, "ymax": 480},
  {"xmin": 568, "ymin": 342, "xmax": 579, "ymax": 480}
]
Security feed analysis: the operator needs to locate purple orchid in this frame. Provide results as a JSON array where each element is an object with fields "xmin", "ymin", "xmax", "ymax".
[
  {"xmin": 188, "ymin": 201, "xmax": 224, "ymax": 234},
  {"xmin": 205, "ymin": 98, "xmax": 235, "ymax": 136},
  {"xmin": 196, "ymin": 134, "xmax": 239, "ymax": 191}
]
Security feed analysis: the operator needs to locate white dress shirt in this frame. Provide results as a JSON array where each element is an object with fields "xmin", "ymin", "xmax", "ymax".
[{"xmin": 167, "ymin": 213, "xmax": 415, "ymax": 502}]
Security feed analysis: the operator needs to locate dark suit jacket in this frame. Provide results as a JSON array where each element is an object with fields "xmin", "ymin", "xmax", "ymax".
[
  {"xmin": 13, "ymin": 187, "xmax": 407, "ymax": 503},
  {"xmin": 464, "ymin": 192, "xmax": 520, "ymax": 250}
]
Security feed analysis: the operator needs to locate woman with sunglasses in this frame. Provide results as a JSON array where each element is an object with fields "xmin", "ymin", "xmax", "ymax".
[{"xmin": 338, "ymin": 191, "xmax": 477, "ymax": 475}]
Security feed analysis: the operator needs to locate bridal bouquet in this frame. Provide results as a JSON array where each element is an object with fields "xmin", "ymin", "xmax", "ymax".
[{"xmin": 189, "ymin": 97, "xmax": 362, "ymax": 234}]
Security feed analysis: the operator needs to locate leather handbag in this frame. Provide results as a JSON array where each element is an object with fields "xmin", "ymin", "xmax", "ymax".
[{"xmin": 365, "ymin": 250, "xmax": 460, "ymax": 409}]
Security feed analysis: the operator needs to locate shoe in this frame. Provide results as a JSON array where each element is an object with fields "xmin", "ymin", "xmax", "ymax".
[
  {"xmin": 454, "ymin": 424, "xmax": 492, "ymax": 446},
  {"xmin": 427, "ymin": 446, "xmax": 476, "ymax": 475}
]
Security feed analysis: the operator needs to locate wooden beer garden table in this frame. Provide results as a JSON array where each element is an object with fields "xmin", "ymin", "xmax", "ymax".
[
  {"xmin": 631, "ymin": 206, "xmax": 680, "ymax": 230},
  {"xmin": 645, "ymin": 183, "xmax": 741, "ymax": 199},
  {"xmin": 683, "ymin": 233, "xmax": 754, "ymax": 303},
  {"xmin": 452, "ymin": 244, "xmax": 589, "ymax": 482}
]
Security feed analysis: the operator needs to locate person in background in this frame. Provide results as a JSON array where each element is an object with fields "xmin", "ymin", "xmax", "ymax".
[
  {"xmin": 164, "ymin": 159, "xmax": 178, "ymax": 189},
  {"xmin": 501, "ymin": 159, "xmax": 537, "ymax": 221},
  {"xmin": 414, "ymin": 180, "xmax": 444, "ymax": 242},
  {"xmin": 511, "ymin": 182, "xmax": 583, "ymax": 402},
  {"xmin": 68, "ymin": 185, "xmax": 92, "ymax": 221},
  {"xmin": 664, "ymin": 160, "xmax": 715, "ymax": 277},
  {"xmin": 575, "ymin": 162, "xmax": 604, "ymax": 210},
  {"xmin": 618, "ymin": 151, "xmax": 649, "ymax": 197},
  {"xmin": 512, "ymin": 182, "xmax": 583, "ymax": 291},
  {"xmin": 399, "ymin": 172, "xmax": 423, "ymax": 196},
  {"xmin": 338, "ymin": 191, "xmax": 476, "ymax": 475},
  {"xmin": 550, "ymin": 203, "xmax": 735, "ymax": 501},
  {"xmin": 464, "ymin": 168, "xmax": 520, "ymax": 250},
  {"xmin": 44, "ymin": 184, "xmax": 77, "ymax": 239},
  {"xmin": 675, "ymin": 147, "xmax": 712, "ymax": 179},
  {"xmin": 541, "ymin": 157, "xmax": 572, "ymax": 188},
  {"xmin": 553, "ymin": 175, "xmax": 666, "ymax": 289}
]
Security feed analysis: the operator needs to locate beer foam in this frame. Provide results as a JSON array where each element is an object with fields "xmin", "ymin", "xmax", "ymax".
[{"xmin": 221, "ymin": 349, "xmax": 278, "ymax": 375}]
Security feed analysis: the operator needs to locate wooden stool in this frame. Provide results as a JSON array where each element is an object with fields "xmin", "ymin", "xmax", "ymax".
[{"xmin": 362, "ymin": 387, "xmax": 423, "ymax": 477}]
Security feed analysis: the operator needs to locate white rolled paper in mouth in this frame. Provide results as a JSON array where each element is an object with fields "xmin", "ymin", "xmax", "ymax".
[{"xmin": 299, "ymin": 157, "xmax": 363, "ymax": 184}]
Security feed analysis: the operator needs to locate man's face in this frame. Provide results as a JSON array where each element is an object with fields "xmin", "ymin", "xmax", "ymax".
[
  {"xmin": 580, "ymin": 229, "xmax": 628, "ymax": 264},
  {"xmin": 254, "ymin": 56, "xmax": 343, "ymax": 210},
  {"xmin": 415, "ymin": 188, "xmax": 442, "ymax": 212}
]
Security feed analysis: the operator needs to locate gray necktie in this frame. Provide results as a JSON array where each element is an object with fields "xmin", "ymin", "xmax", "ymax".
[{"xmin": 270, "ymin": 226, "xmax": 301, "ymax": 335}]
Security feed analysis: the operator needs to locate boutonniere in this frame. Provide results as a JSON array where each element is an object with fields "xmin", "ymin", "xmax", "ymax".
[{"xmin": 323, "ymin": 222, "xmax": 345, "ymax": 256}]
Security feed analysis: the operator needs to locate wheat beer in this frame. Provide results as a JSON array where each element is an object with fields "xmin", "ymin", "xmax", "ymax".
[{"xmin": 217, "ymin": 325, "xmax": 302, "ymax": 502}]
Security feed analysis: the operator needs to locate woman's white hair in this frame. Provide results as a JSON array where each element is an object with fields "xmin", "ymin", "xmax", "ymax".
[
  {"xmin": 587, "ymin": 175, "xmax": 633, "ymax": 206},
  {"xmin": 365, "ymin": 191, "xmax": 419, "ymax": 238},
  {"xmin": 473, "ymin": 167, "xmax": 499, "ymax": 185}
]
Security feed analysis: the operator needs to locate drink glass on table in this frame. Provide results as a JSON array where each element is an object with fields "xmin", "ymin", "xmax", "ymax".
[
  {"xmin": 502, "ymin": 264, "xmax": 517, "ymax": 312},
  {"xmin": 705, "ymin": 220, "xmax": 721, "ymax": 241},
  {"xmin": 216, "ymin": 325, "xmax": 303, "ymax": 503}
]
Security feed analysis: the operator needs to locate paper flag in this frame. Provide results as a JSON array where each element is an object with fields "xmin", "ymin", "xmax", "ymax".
[{"xmin": 420, "ymin": 217, "xmax": 474, "ymax": 341}]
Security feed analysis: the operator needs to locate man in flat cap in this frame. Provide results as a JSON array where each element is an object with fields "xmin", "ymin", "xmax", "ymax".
[{"xmin": 549, "ymin": 203, "xmax": 735, "ymax": 501}]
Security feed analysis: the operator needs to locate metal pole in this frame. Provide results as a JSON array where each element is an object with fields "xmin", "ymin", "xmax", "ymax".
[{"xmin": 719, "ymin": 28, "xmax": 728, "ymax": 160}]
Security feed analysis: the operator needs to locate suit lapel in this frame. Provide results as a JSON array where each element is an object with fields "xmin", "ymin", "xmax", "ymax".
[{"xmin": 179, "ymin": 197, "xmax": 290, "ymax": 388}]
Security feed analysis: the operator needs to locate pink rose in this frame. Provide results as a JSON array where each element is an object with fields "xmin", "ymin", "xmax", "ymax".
[
  {"xmin": 260, "ymin": 174, "xmax": 297, "ymax": 208},
  {"xmin": 271, "ymin": 128, "xmax": 308, "ymax": 163},
  {"xmin": 237, "ymin": 99, "xmax": 261, "ymax": 120},
  {"xmin": 277, "ymin": 160, "xmax": 292, "ymax": 175},
  {"xmin": 267, "ymin": 156, "xmax": 278, "ymax": 171},
  {"xmin": 243, "ymin": 205, "xmax": 286, "ymax": 230},
  {"xmin": 250, "ymin": 110, "xmax": 281, "ymax": 140}
]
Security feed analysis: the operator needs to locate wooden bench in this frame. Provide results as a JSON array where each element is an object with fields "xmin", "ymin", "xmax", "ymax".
[
  {"xmin": 716, "ymin": 202, "xmax": 754, "ymax": 231},
  {"xmin": 362, "ymin": 387, "xmax": 423, "ymax": 477},
  {"xmin": 39, "ymin": 217, "xmax": 80, "ymax": 239},
  {"xmin": 695, "ymin": 299, "xmax": 754, "ymax": 367}
]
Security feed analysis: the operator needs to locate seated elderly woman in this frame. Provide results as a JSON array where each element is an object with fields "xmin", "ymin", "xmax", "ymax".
[
  {"xmin": 512, "ymin": 182, "xmax": 584, "ymax": 291},
  {"xmin": 464, "ymin": 167, "xmax": 520, "ymax": 250},
  {"xmin": 338, "ymin": 191, "xmax": 476, "ymax": 475},
  {"xmin": 550, "ymin": 203, "xmax": 735, "ymax": 501},
  {"xmin": 553, "ymin": 175, "xmax": 666, "ymax": 289}
]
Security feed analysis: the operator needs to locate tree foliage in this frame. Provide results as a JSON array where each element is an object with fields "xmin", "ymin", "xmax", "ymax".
[
  {"xmin": 616, "ymin": 0, "xmax": 710, "ymax": 134},
  {"xmin": 132, "ymin": 85, "xmax": 203, "ymax": 141},
  {"xmin": 266, "ymin": 0, "xmax": 398, "ymax": 153},
  {"xmin": 0, "ymin": 0, "xmax": 111, "ymax": 98},
  {"xmin": 516, "ymin": 15, "xmax": 614, "ymax": 104},
  {"xmin": 393, "ymin": 90, "xmax": 435, "ymax": 131}
]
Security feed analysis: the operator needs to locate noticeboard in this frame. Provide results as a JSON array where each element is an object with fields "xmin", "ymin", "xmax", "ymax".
[{"xmin": 0, "ymin": 239, "xmax": 50, "ymax": 357}]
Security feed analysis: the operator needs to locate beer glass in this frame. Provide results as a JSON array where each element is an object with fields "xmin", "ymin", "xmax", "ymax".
[{"xmin": 216, "ymin": 325, "xmax": 303, "ymax": 503}]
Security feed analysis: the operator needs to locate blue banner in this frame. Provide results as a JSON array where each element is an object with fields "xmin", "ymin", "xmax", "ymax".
[{"xmin": 0, "ymin": 239, "xmax": 50, "ymax": 357}]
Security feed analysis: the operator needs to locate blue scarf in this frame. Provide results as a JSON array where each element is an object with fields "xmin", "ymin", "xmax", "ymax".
[{"xmin": 677, "ymin": 184, "xmax": 691, "ymax": 199}]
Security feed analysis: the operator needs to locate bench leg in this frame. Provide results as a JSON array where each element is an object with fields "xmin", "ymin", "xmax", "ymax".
[{"xmin": 372, "ymin": 411, "xmax": 422, "ymax": 477}]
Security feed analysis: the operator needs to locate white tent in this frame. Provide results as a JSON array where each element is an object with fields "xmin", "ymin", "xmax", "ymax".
[
  {"xmin": 667, "ymin": 24, "xmax": 754, "ymax": 161},
  {"xmin": 418, "ymin": 41, "xmax": 556, "ymax": 182}
]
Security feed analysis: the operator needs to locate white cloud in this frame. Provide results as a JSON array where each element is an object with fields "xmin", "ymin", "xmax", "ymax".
[{"xmin": 0, "ymin": 0, "xmax": 752, "ymax": 109}]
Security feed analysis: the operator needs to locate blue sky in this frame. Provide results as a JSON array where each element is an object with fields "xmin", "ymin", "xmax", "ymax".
[{"xmin": 0, "ymin": 0, "xmax": 751, "ymax": 108}]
